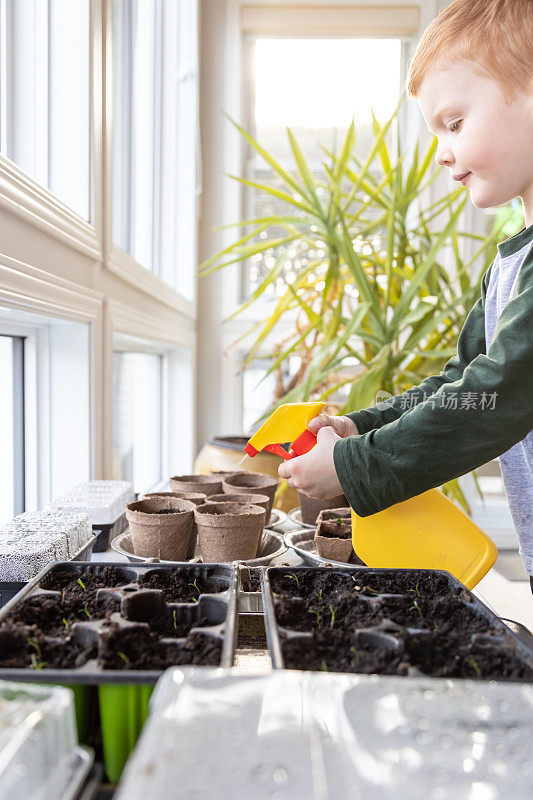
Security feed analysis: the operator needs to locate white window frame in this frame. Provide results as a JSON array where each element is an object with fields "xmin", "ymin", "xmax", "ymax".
[
  {"xmin": 0, "ymin": 0, "xmax": 199, "ymax": 504},
  {"xmin": 0, "ymin": 254, "xmax": 101, "ymax": 508},
  {"xmin": 105, "ymin": 0, "xmax": 200, "ymax": 313}
]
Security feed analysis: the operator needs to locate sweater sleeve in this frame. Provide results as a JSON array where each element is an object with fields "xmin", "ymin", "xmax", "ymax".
[
  {"xmin": 334, "ymin": 256, "xmax": 533, "ymax": 516},
  {"xmin": 345, "ymin": 266, "xmax": 492, "ymax": 435}
]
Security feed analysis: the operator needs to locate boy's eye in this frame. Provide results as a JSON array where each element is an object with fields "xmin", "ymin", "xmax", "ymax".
[{"xmin": 449, "ymin": 120, "xmax": 462, "ymax": 133}]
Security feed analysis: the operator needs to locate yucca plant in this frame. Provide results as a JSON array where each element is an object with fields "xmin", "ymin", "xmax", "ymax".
[{"xmin": 199, "ymin": 104, "xmax": 519, "ymax": 509}]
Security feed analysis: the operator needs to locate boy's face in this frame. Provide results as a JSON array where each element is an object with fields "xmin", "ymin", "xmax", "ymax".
[{"xmin": 418, "ymin": 60, "xmax": 533, "ymax": 211}]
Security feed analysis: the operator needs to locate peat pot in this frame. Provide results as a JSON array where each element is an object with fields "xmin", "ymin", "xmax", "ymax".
[
  {"xmin": 297, "ymin": 489, "xmax": 349, "ymax": 526},
  {"xmin": 314, "ymin": 508, "xmax": 353, "ymax": 562},
  {"xmin": 126, "ymin": 497, "xmax": 196, "ymax": 561},
  {"xmin": 222, "ymin": 472, "xmax": 278, "ymax": 519},
  {"xmin": 195, "ymin": 502, "xmax": 266, "ymax": 562}
]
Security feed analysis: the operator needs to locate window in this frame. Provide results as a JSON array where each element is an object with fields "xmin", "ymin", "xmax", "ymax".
[
  {"xmin": 0, "ymin": 309, "xmax": 90, "ymax": 519},
  {"xmin": 113, "ymin": 351, "xmax": 163, "ymax": 492},
  {"xmin": 0, "ymin": 0, "xmax": 91, "ymax": 219},
  {"xmin": 239, "ymin": 36, "xmax": 403, "ymax": 428},
  {"xmin": 0, "ymin": 335, "xmax": 23, "ymax": 522},
  {"xmin": 242, "ymin": 354, "xmax": 300, "ymax": 434},
  {"xmin": 243, "ymin": 37, "xmax": 402, "ymax": 299},
  {"xmin": 112, "ymin": 0, "xmax": 198, "ymax": 296}
]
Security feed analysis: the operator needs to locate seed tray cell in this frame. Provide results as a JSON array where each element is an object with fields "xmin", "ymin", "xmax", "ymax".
[
  {"xmin": 238, "ymin": 566, "xmax": 263, "ymax": 612},
  {"xmin": 262, "ymin": 566, "xmax": 533, "ymax": 681},
  {"xmin": 0, "ymin": 562, "xmax": 238, "ymax": 782}
]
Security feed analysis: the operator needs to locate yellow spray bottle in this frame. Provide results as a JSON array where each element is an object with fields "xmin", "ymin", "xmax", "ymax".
[{"xmin": 243, "ymin": 402, "xmax": 497, "ymax": 589}]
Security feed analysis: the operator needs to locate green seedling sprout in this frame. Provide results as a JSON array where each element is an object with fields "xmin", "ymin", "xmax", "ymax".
[
  {"xmin": 308, "ymin": 609, "xmax": 322, "ymax": 629},
  {"xmin": 329, "ymin": 605, "xmax": 336, "ymax": 629},
  {"xmin": 349, "ymin": 646, "xmax": 360, "ymax": 664},
  {"xmin": 76, "ymin": 578, "xmax": 86, "ymax": 591},
  {"xmin": 407, "ymin": 582, "xmax": 421, "ymax": 597},
  {"xmin": 433, "ymin": 620, "xmax": 440, "ymax": 632},
  {"xmin": 27, "ymin": 637, "xmax": 41, "ymax": 658},
  {"xmin": 62, "ymin": 617, "xmax": 69, "ymax": 631},
  {"xmin": 78, "ymin": 602, "xmax": 91, "ymax": 619},
  {"xmin": 286, "ymin": 573, "xmax": 300, "ymax": 589},
  {"xmin": 362, "ymin": 585, "xmax": 379, "ymax": 597},
  {"xmin": 320, "ymin": 659, "xmax": 328, "ymax": 672},
  {"xmin": 335, "ymin": 518, "xmax": 343, "ymax": 524},
  {"xmin": 188, "ymin": 578, "xmax": 201, "ymax": 602},
  {"xmin": 172, "ymin": 609, "xmax": 178, "ymax": 631},
  {"xmin": 409, "ymin": 599, "xmax": 424, "ymax": 619},
  {"xmin": 118, "ymin": 652, "xmax": 130, "ymax": 664},
  {"xmin": 465, "ymin": 656, "xmax": 481, "ymax": 679},
  {"xmin": 27, "ymin": 638, "xmax": 47, "ymax": 669},
  {"xmin": 30, "ymin": 654, "xmax": 48, "ymax": 670},
  {"xmin": 314, "ymin": 589, "xmax": 323, "ymax": 600}
]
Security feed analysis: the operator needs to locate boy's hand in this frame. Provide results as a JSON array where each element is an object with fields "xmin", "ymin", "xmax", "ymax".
[
  {"xmin": 307, "ymin": 413, "xmax": 358, "ymax": 438},
  {"xmin": 278, "ymin": 427, "xmax": 344, "ymax": 498}
]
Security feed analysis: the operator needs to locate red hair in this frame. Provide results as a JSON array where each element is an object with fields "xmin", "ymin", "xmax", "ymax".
[{"xmin": 407, "ymin": 0, "xmax": 533, "ymax": 98}]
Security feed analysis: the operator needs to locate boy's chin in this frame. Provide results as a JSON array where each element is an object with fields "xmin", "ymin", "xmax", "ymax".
[{"xmin": 469, "ymin": 184, "xmax": 515, "ymax": 210}]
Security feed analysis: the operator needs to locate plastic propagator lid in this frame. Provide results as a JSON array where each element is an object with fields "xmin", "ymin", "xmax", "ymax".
[
  {"xmin": 115, "ymin": 667, "xmax": 533, "ymax": 800},
  {"xmin": 0, "ymin": 681, "xmax": 93, "ymax": 800}
]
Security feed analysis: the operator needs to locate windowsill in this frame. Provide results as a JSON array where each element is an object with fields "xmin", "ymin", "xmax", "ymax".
[
  {"xmin": 107, "ymin": 245, "xmax": 196, "ymax": 317},
  {"xmin": 0, "ymin": 154, "xmax": 100, "ymax": 259}
]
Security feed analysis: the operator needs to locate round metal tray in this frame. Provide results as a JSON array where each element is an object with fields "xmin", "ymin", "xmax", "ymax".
[
  {"xmin": 287, "ymin": 508, "xmax": 315, "ymax": 529},
  {"xmin": 111, "ymin": 528, "xmax": 287, "ymax": 566},
  {"xmin": 268, "ymin": 507, "xmax": 288, "ymax": 531},
  {"xmin": 284, "ymin": 528, "xmax": 365, "ymax": 569}
]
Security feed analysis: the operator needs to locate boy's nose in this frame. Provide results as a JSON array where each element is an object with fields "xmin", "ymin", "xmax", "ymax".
[{"xmin": 435, "ymin": 144, "xmax": 454, "ymax": 167}]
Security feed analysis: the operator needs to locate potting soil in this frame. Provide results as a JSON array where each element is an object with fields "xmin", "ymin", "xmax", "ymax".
[{"xmin": 265, "ymin": 567, "xmax": 533, "ymax": 681}]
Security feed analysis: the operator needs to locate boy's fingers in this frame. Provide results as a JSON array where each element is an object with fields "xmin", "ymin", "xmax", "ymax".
[{"xmin": 307, "ymin": 414, "xmax": 332, "ymax": 434}]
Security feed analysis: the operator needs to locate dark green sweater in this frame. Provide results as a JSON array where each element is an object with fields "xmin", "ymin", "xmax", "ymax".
[{"xmin": 333, "ymin": 224, "xmax": 533, "ymax": 516}]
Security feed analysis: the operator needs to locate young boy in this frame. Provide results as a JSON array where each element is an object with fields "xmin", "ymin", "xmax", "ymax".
[{"xmin": 278, "ymin": 0, "xmax": 533, "ymax": 583}]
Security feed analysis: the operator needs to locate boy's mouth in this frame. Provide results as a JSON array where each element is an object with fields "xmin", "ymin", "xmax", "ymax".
[{"xmin": 453, "ymin": 171, "xmax": 471, "ymax": 185}]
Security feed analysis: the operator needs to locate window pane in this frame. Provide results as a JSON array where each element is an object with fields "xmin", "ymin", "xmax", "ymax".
[
  {"xmin": 113, "ymin": 0, "xmax": 198, "ymax": 295},
  {"xmin": 254, "ymin": 38, "xmax": 401, "ymax": 163},
  {"xmin": 242, "ymin": 355, "xmax": 300, "ymax": 433},
  {"xmin": 113, "ymin": 0, "xmax": 160, "ymax": 272},
  {"xmin": 0, "ymin": 0, "xmax": 90, "ymax": 219},
  {"xmin": 113, "ymin": 352, "xmax": 162, "ymax": 491},
  {"xmin": 245, "ymin": 38, "xmax": 401, "ymax": 299},
  {"xmin": 0, "ymin": 336, "xmax": 14, "ymax": 522}
]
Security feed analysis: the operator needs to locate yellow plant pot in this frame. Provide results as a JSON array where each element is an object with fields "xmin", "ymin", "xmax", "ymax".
[{"xmin": 193, "ymin": 436, "xmax": 298, "ymax": 512}]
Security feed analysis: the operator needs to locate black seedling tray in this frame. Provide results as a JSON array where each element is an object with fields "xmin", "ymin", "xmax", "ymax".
[
  {"xmin": 91, "ymin": 513, "xmax": 127, "ymax": 553},
  {"xmin": 0, "ymin": 561, "xmax": 238, "ymax": 681},
  {"xmin": 262, "ymin": 566, "xmax": 533, "ymax": 681},
  {"xmin": 0, "ymin": 534, "xmax": 97, "ymax": 609}
]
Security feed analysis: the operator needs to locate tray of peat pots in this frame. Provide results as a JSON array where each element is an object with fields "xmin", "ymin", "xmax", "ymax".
[
  {"xmin": 221, "ymin": 472, "xmax": 278, "ymax": 519},
  {"xmin": 261, "ymin": 566, "xmax": 533, "ymax": 681},
  {"xmin": 111, "ymin": 528, "xmax": 287, "ymax": 567},
  {"xmin": 0, "ymin": 561, "xmax": 238, "ymax": 785}
]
